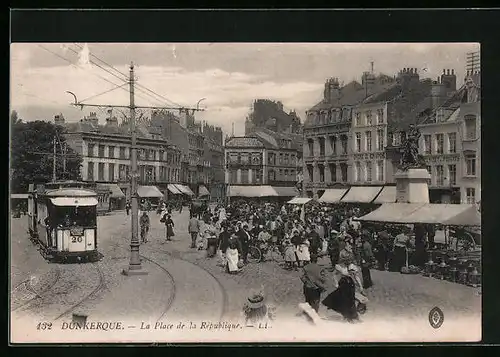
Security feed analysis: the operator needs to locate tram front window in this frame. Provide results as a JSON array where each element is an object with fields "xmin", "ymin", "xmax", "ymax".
[{"xmin": 53, "ymin": 206, "xmax": 97, "ymax": 228}]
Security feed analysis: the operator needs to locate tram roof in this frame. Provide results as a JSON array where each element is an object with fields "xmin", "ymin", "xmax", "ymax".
[{"xmin": 43, "ymin": 188, "xmax": 97, "ymax": 198}]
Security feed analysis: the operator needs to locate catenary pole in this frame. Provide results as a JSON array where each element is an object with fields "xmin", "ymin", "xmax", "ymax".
[
  {"xmin": 123, "ymin": 62, "xmax": 148, "ymax": 276},
  {"xmin": 53, "ymin": 137, "xmax": 57, "ymax": 182}
]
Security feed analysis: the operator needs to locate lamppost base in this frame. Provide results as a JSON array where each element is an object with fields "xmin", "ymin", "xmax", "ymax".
[{"xmin": 122, "ymin": 266, "xmax": 149, "ymax": 276}]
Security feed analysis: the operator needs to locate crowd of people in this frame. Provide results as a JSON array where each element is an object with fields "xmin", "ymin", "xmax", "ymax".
[{"xmin": 137, "ymin": 197, "xmax": 438, "ymax": 323}]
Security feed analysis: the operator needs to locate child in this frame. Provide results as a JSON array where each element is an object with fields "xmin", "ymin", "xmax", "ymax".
[{"xmin": 284, "ymin": 237, "xmax": 297, "ymax": 270}]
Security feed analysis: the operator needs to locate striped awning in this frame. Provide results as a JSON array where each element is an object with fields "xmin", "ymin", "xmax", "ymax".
[
  {"xmin": 318, "ymin": 188, "xmax": 348, "ymax": 203},
  {"xmin": 100, "ymin": 184, "xmax": 125, "ymax": 198},
  {"xmin": 137, "ymin": 186, "xmax": 164, "ymax": 198},
  {"xmin": 174, "ymin": 184, "xmax": 195, "ymax": 196},
  {"xmin": 198, "ymin": 185, "xmax": 210, "ymax": 197},
  {"xmin": 167, "ymin": 184, "xmax": 182, "ymax": 195},
  {"xmin": 341, "ymin": 186, "xmax": 383, "ymax": 203},
  {"xmin": 373, "ymin": 186, "xmax": 397, "ymax": 204},
  {"xmin": 272, "ymin": 186, "xmax": 299, "ymax": 197}
]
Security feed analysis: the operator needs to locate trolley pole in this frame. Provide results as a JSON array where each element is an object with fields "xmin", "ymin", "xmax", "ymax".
[
  {"xmin": 52, "ymin": 137, "xmax": 57, "ymax": 182},
  {"xmin": 123, "ymin": 62, "xmax": 148, "ymax": 276}
]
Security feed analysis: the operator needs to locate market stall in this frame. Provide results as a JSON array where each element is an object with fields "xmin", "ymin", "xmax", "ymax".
[{"xmin": 356, "ymin": 202, "xmax": 481, "ymax": 287}]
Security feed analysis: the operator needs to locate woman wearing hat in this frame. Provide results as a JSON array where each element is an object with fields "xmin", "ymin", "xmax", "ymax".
[
  {"xmin": 226, "ymin": 232, "xmax": 242, "ymax": 274},
  {"xmin": 242, "ymin": 290, "xmax": 275, "ymax": 327}
]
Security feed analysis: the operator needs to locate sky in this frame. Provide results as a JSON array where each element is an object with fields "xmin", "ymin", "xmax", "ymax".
[{"xmin": 10, "ymin": 43, "xmax": 479, "ymax": 136}]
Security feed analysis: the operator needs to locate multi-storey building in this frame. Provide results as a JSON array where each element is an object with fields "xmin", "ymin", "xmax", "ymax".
[
  {"xmin": 224, "ymin": 128, "xmax": 301, "ymax": 198},
  {"xmin": 303, "ymin": 74, "xmax": 396, "ymax": 198},
  {"xmin": 60, "ymin": 112, "xmax": 184, "ymax": 204},
  {"xmin": 150, "ymin": 109, "xmax": 226, "ymax": 199},
  {"xmin": 351, "ymin": 68, "xmax": 457, "ymax": 189},
  {"xmin": 384, "ymin": 68, "xmax": 457, "ymax": 186},
  {"xmin": 417, "ymin": 70, "xmax": 481, "ymax": 204},
  {"xmin": 245, "ymin": 99, "xmax": 302, "ymax": 135}
]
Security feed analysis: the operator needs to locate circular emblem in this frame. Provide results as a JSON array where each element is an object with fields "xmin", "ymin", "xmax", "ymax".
[{"xmin": 428, "ymin": 306, "xmax": 444, "ymax": 329}]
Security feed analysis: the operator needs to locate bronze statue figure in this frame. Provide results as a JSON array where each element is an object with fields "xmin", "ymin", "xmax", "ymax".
[{"xmin": 400, "ymin": 124, "xmax": 426, "ymax": 170}]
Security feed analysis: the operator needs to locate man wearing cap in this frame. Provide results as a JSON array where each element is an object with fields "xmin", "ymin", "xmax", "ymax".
[
  {"xmin": 328, "ymin": 229, "xmax": 341, "ymax": 270},
  {"xmin": 300, "ymin": 255, "xmax": 327, "ymax": 313},
  {"xmin": 188, "ymin": 213, "xmax": 201, "ymax": 249},
  {"xmin": 238, "ymin": 223, "xmax": 251, "ymax": 264}
]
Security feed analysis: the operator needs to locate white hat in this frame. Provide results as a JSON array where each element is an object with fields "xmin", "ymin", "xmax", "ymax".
[
  {"xmin": 348, "ymin": 264, "xmax": 358, "ymax": 272},
  {"xmin": 331, "ymin": 230, "xmax": 339, "ymax": 235}
]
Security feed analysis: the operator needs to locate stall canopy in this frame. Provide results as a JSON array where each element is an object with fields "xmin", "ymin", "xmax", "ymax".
[
  {"xmin": 288, "ymin": 197, "xmax": 312, "ymax": 205},
  {"xmin": 403, "ymin": 204, "xmax": 477, "ymax": 225},
  {"xmin": 373, "ymin": 186, "xmax": 396, "ymax": 204},
  {"xmin": 137, "ymin": 185, "xmax": 164, "ymax": 198},
  {"xmin": 442, "ymin": 205, "xmax": 481, "ymax": 227},
  {"xmin": 272, "ymin": 186, "xmax": 299, "ymax": 197},
  {"xmin": 167, "ymin": 184, "xmax": 182, "ymax": 195},
  {"xmin": 228, "ymin": 185, "xmax": 277, "ymax": 197},
  {"xmin": 357, "ymin": 203, "xmax": 478, "ymax": 225},
  {"xmin": 101, "ymin": 184, "xmax": 125, "ymax": 198},
  {"xmin": 198, "ymin": 185, "xmax": 210, "ymax": 197},
  {"xmin": 50, "ymin": 197, "xmax": 98, "ymax": 206},
  {"xmin": 174, "ymin": 184, "xmax": 195, "ymax": 196},
  {"xmin": 318, "ymin": 188, "xmax": 348, "ymax": 203},
  {"xmin": 356, "ymin": 203, "xmax": 425, "ymax": 223},
  {"xmin": 341, "ymin": 186, "xmax": 383, "ymax": 203}
]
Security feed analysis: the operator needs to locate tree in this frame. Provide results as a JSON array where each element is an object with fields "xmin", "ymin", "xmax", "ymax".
[
  {"xmin": 10, "ymin": 110, "xmax": 22, "ymax": 126},
  {"xmin": 10, "ymin": 120, "xmax": 83, "ymax": 193}
]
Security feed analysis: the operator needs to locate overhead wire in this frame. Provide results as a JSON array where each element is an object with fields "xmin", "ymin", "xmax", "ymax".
[{"xmin": 72, "ymin": 43, "xmax": 184, "ymax": 108}]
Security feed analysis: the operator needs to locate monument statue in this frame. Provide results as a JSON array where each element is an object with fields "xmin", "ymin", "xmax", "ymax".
[{"xmin": 400, "ymin": 124, "xmax": 426, "ymax": 171}]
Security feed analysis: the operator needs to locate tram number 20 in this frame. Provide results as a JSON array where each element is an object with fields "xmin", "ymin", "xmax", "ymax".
[{"xmin": 71, "ymin": 236, "xmax": 83, "ymax": 243}]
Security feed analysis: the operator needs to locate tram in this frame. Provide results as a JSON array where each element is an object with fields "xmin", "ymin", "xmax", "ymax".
[{"xmin": 27, "ymin": 181, "xmax": 99, "ymax": 262}]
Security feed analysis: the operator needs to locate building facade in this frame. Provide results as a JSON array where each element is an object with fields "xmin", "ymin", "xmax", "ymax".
[
  {"xmin": 61, "ymin": 113, "xmax": 182, "ymax": 201},
  {"xmin": 303, "ymin": 74, "xmax": 397, "ymax": 198},
  {"xmin": 224, "ymin": 128, "xmax": 302, "ymax": 197},
  {"xmin": 417, "ymin": 70, "xmax": 481, "ymax": 204}
]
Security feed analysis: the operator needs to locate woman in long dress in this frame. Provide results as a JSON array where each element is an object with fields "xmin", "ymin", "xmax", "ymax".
[
  {"xmin": 322, "ymin": 275, "xmax": 359, "ymax": 323},
  {"xmin": 296, "ymin": 235, "xmax": 311, "ymax": 268},
  {"xmin": 164, "ymin": 214, "xmax": 175, "ymax": 241},
  {"xmin": 283, "ymin": 237, "xmax": 297, "ymax": 270},
  {"xmin": 226, "ymin": 233, "xmax": 241, "ymax": 274}
]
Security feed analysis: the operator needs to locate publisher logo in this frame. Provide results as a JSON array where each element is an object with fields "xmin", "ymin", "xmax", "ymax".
[{"xmin": 428, "ymin": 307, "xmax": 444, "ymax": 329}]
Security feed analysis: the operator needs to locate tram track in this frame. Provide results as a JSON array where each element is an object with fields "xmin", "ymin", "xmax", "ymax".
[
  {"xmin": 53, "ymin": 262, "xmax": 106, "ymax": 321},
  {"xmin": 147, "ymin": 246, "xmax": 229, "ymax": 321},
  {"xmin": 11, "ymin": 266, "xmax": 62, "ymax": 313}
]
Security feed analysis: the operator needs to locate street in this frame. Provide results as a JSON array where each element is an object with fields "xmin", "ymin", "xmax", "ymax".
[{"xmin": 10, "ymin": 209, "xmax": 481, "ymax": 342}]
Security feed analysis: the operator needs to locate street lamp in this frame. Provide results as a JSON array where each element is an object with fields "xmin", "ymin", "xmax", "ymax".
[{"xmin": 196, "ymin": 98, "xmax": 206, "ymax": 111}]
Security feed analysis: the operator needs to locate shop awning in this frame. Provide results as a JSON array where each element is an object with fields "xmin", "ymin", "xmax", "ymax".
[
  {"xmin": 228, "ymin": 185, "xmax": 277, "ymax": 197},
  {"xmin": 198, "ymin": 185, "xmax": 210, "ymax": 197},
  {"xmin": 272, "ymin": 186, "xmax": 299, "ymax": 197},
  {"xmin": 318, "ymin": 188, "xmax": 348, "ymax": 203},
  {"xmin": 50, "ymin": 197, "xmax": 98, "ymax": 207},
  {"xmin": 137, "ymin": 185, "xmax": 164, "ymax": 198},
  {"xmin": 100, "ymin": 184, "xmax": 125, "ymax": 198},
  {"xmin": 167, "ymin": 184, "xmax": 182, "ymax": 195},
  {"xmin": 341, "ymin": 186, "xmax": 383, "ymax": 203},
  {"xmin": 373, "ymin": 186, "xmax": 397, "ymax": 204},
  {"xmin": 11, "ymin": 193, "xmax": 29, "ymax": 199},
  {"xmin": 174, "ymin": 184, "xmax": 195, "ymax": 196},
  {"xmin": 288, "ymin": 197, "xmax": 312, "ymax": 205},
  {"xmin": 442, "ymin": 205, "xmax": 481, "ymax": 227},
  {"xmin": 403, "ymin": 204, "xmax": 477, "ymax": 225},
  {"xmin": 357, "ymin": 203, "xmax": 477, "ymax": 225},
  {"xmin": 356, "ymin": 203, "xmax": 426, "ymax": 224}
]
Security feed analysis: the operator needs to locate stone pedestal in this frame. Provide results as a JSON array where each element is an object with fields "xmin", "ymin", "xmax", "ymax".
[{"xmin": 394, "ymin": 168, "xmax": 431, "ymax": 203}]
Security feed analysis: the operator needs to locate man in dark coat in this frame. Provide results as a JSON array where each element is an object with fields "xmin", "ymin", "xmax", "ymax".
[
  {"xmin": 307, "ymin": 225, "xmax": 322, "ymax": 260},
  {"xmin": 360, "ymin": 232, "xmax": 375, "ymax": 289},
  {"xmin": 238, "ymin": 224, "xmax": 251, "ymax": 264},
  {"xmin": 300, "ymin": 255, "xmax": 327, "ymax": 313},
  {"xmin": 328, "ymin": 230, "xmax": 341, "ymax": 270}
]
